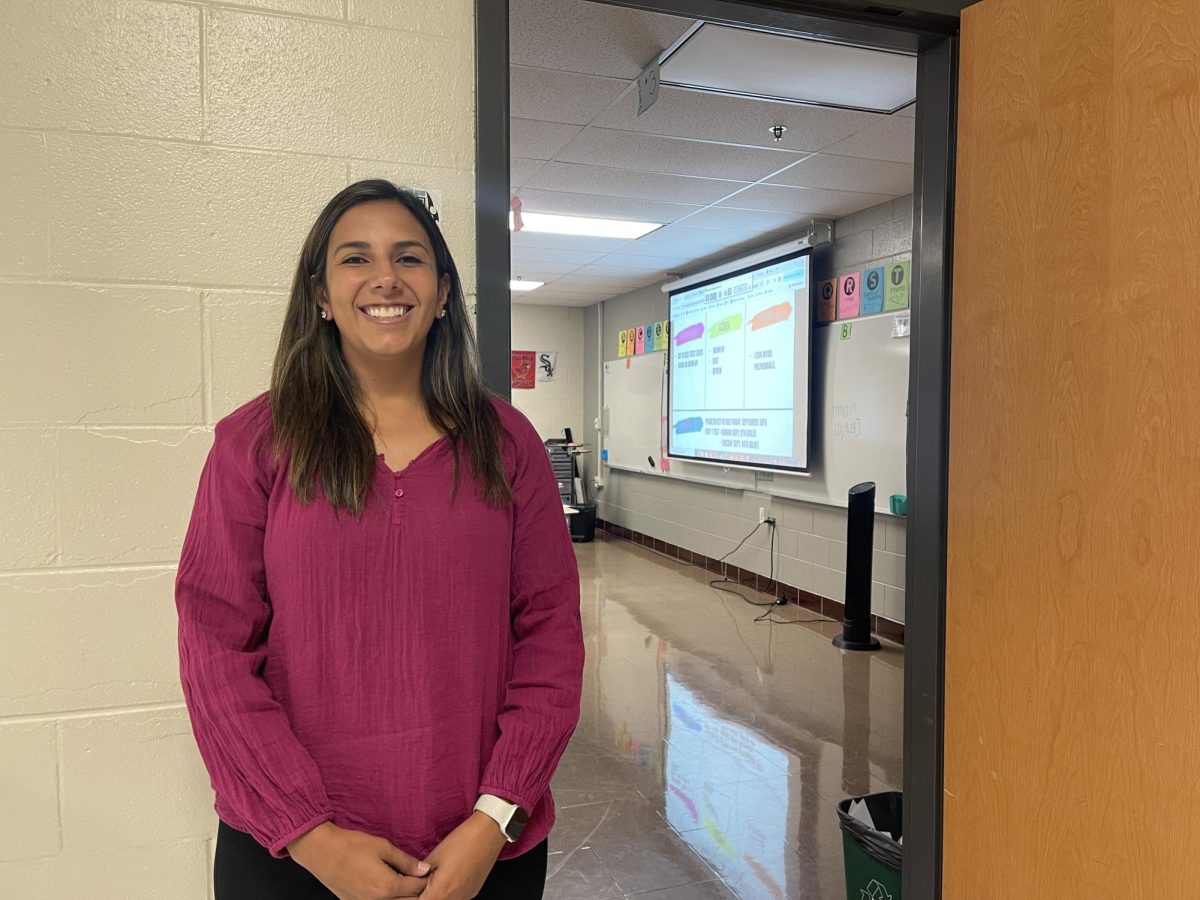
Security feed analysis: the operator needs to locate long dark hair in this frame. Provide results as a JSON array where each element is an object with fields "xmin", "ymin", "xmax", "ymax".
[{"xmin": 269, "ymin": 179, "xmax": 511, "ymax": 515}]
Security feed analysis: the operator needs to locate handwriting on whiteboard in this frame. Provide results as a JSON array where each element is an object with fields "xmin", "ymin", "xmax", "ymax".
[{"xmin": 832, "ymin": 401, "xmax": 863, "ymax": 440}]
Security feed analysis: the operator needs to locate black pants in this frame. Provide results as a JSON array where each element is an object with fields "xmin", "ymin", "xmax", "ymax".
[{"xmin": 214, "ymin": 820, "xmax": 547, "ymax": 900}]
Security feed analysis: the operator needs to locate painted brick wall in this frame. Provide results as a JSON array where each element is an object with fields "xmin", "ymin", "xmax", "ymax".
[
  {"xmin": 0, "ymin": 2, "xmax": 475, "ymax": 895},
  {"xmin": 510, "ymin": 304, "xmax": 586, "ymax": 444}
]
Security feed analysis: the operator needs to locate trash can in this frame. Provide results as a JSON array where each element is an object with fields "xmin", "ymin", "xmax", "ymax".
[
  {"xmin": 569, "ymin": 501, "xmax": 596, "ymax": 543},
  {"xmin": 837, "ymin": 791, "xmax": 902, "ymax": 900}
]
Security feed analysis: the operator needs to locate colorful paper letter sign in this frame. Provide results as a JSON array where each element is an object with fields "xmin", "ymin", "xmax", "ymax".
[
  {"xmin": 626, "ymin": 327, "xmax": 637, "ymax": 354},
  {"xmin": 861, "ymin": 266, "xmax": 885, "ymax": 315},
  {"xmin": 838, "ymin": 272, "xmax": 861, "ymax": 319},
  {"xmin": 635, "ymin": 326, "xmax": 646, "ymax": 354},
  {"xmin": 885, "ymin": 260, "xmax": 911, "ymax": 310},
  {"xmin": 817, "ymin": 279, "xmax": 837, "ymax": 323},
  {"xmin": 618, "ymin": 329, "xmax": 628, "ymax": 357}
]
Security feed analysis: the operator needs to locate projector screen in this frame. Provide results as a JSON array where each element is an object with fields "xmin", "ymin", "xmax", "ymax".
[{"xmin": 667, "ymin": 249, "xmax": 812, "ymax": 472}]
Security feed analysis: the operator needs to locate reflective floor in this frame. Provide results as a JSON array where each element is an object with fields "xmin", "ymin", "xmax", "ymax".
[{"xmin": 544, "ymin": 533, "xmax": 903, "ymax": 900}]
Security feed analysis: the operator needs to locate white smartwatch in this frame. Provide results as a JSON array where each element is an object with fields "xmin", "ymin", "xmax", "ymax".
[{"xmin": 473, "ymin": 794, "xmax": 529, "ymax": 842}]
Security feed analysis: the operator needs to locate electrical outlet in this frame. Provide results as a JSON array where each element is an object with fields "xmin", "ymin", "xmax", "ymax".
[{"xmin": 758, "ymin": 507, "xmax": 766, "ymax": 523}]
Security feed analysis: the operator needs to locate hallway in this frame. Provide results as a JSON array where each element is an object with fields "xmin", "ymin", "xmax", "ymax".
[{"xmin": 545, "ymin": 533, "xmax": 903, "ymax": 899}]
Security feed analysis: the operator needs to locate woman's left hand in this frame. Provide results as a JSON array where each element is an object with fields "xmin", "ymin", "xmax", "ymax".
[{"xmin": 418, "ymin": 811, "xmax": 508, "ymax": 899}]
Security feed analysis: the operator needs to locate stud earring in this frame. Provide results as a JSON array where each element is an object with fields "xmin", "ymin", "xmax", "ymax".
[
  {"xmin": 439, "ymin": 309, "xmax": 447, "ymax": 319},
  {"xmin": 320, "ymin": 309, "xmax": 329, "ymax": 320}
]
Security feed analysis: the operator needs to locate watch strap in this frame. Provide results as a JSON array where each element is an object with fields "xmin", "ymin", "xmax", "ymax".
[{"xmin": 474, "ymin": 794, "xmax": 521, "ymax": 842}]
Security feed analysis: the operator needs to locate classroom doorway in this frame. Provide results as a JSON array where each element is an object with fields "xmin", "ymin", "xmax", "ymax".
[{"xmin": 476, "ymin": 2, "xmax": 962, "ymax": 896}]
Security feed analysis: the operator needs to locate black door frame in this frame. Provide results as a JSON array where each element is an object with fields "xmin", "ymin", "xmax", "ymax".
[{"xmin": 474, "ymin": 3, "xmax": 959, "ymax": 895}]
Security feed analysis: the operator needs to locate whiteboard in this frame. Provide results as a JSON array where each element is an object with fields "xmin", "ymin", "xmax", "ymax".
[
  {"xmin": 600, "ymin": 311, "xmax": 909, "ymax": 514},
  {"xmin": 602, "ymin": 353, "xmax": 666, "ymax": 474}
]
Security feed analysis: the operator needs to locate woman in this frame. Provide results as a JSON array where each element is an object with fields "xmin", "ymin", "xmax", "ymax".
[{"xmin": 175, "ymin": 180, "xmax": 584, "ymax": 900}]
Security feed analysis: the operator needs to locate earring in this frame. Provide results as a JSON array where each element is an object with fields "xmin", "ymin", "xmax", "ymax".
[
  {"xmin": 439, "ymin": 309, "xmax": 447, "ymax": 319},
  {"xmin": 320, "ymin": 309, "xmax": 329, "ymax": 320}
]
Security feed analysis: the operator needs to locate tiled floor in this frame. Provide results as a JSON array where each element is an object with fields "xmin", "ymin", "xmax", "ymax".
[{"xmin": 545, "ymin": 533, "xmax": 903, "ymax": 900}]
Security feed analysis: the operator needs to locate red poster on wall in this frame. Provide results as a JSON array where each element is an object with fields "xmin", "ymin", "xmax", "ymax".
[{"xmin": 511, "ymin": 350, "xmax": 536, "ymax": 389}]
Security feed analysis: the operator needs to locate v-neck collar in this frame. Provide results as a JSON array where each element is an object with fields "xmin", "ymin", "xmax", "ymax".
[{"xmin": 375, "ymin": 433, "xmax": 452, "ymax": 477}]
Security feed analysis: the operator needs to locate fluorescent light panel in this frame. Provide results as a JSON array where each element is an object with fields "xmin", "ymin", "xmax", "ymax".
[
  {"xmin": 662, "ymin": 24, "xmax": 916, "ymax": 114},
  {"xmin": 509, "ymin": 279, "xmax": 544, "ymax": 291},
  {"xmin": 509, "ymin": 211, "xmax": 663, "ymax": 240}
]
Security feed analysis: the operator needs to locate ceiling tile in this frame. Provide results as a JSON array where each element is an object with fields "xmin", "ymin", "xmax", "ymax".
[
  {"xmin": 511, "ymin": 118, "xmax": 583, "ymax": 160},
  {"xmin": 633, "ymin": 223, "xmax": 761, "ymax": 251},
  {"xmin": 514, "ymin": 291, "xmax": 605, "ymax": 308},
  {"xmin": 606, "ymin": 247, "xmax": 719, "ymax": 269},
  {"xmin": 592, "ymin": 85, "xmax": 882, "ymax": 152},
  {"xmin": 511, "ymin": 157, "xmax": 545, "ymax": 188},
  {"xmin": 557, "ymin": 128, "xmax": 802, "ymax": 181},
  {"xmin": 511, "ymin": 0, "xmax": 694, "ymax": 79},
  {"xmin": 538, "ymin": 281, "xmax": 612, "ymax": 292},
  {"xmin": 515, "ymin": 188, "xmax": 701, "ymax": 224},
  {"xmin": 587, "ymin": 249, "xmax": 704, "ymax": 270},
  {"xmin": 524, "ymin": 161, "xmax": 749, "ymax": 206},
  {"xmin": 551, "ymin": 273, "xmax": 656, "ymax": 292},
  {"xmin": 556, "ymin": 264, "xmax": 662, "ymax": 282},
  {"xmin": 767, "ymin": 153, "xmax": 913, "ymax": 196},
  {"xmin": 716, "ymin": 182, "xmax": 894, "ymax": 217},
  {"xmin": 820, "ymin": 115, "xmax": 915, "ymax": 163},
  {"xmin": 680, "ymin": 205, "xmax": 811, "ymax": 234},
  {"xmin": 512, "ymin": 246, "xmax": 607, "ymax": 266},
  {"xmin": 510, "ymin": 65, "xmax": 628, "ymax": 126},
  {"xmin": 509, "ymin": 262, "xmax": 582, "ymax": 280},
  {"xmin": 662, "ymin": 25, "xmax": 915, "ymax": 113},
  {"xmin": 510, "ymin": 230, "xmax": 632, "ymax": 254}
]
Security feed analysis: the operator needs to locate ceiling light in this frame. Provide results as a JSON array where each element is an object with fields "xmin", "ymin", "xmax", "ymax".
[
  {"xmin": 509, "ymin": 211, "xmax": 663, "ymax": 240},
  {"xmin": 661, "ymin": 23, "xmax": 917, "ymax": 114},
  {"xmin": 509, "ymin": 279, "xmax": 544, "ymax": 291}
]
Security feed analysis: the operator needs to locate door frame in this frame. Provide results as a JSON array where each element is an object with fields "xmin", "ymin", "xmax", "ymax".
[{"xmin": 474, "ymin": 3, "xmax": 960, "ymax": 895}]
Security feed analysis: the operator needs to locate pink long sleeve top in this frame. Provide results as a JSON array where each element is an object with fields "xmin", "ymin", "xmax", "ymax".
[{"xmin": 175, "ymin": 393, "xmax": 583, "ymax": 860}]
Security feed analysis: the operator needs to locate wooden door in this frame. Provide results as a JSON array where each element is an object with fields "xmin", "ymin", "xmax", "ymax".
[{"xmin": 945, "ymin": 1, "xmax": 1200, "ymax": 896}]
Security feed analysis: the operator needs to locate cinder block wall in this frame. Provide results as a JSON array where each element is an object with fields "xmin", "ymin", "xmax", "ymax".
[
  {"xmin": 510, "ymin": 304, "xmax": 586, "ymax": 443},
  {"xmin": 0, "ymin": 2, "xmax": 475, "ymax": 896}
]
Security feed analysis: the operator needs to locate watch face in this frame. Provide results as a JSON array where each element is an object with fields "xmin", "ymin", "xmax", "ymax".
[{"xmin": 507, "ymin": 807, "xmax": 530, "ymax": 840}]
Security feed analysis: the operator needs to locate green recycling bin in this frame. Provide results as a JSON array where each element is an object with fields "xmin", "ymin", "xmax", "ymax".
[{"xmin": 837, "ymin": 791, "xmax": 902, "ymax": 900}]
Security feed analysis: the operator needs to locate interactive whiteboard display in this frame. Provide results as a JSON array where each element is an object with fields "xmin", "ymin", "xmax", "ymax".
[{"xmin": 667, "ymin": 250, "xmax": 812, "ymax": 472}]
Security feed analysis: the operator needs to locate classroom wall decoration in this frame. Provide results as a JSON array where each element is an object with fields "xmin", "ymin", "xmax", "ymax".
[
  {"xmin": 861, "ymin": 267, "xmax": 885, "ymax": 315},
  {"xmin": 885, "ymin": 260, "xmax": 911, "ymax": 310},
  {"xmin": 652, "ymin": 320, "xmax": 668, "ymax": 351},
  {"xmin": 536, "ymin": 351, "xmax": 558, "ymax": 382},
  {"xmin": 511, "ymin": 350, "xmax": 535, "ymax": 389},
  {"xmin": 817, "ymin": 279, "xmax": 837, "ymax": 323},
  {"xmin": 616, "ymin": 321, "xmax": 670, "ymax": 356},
  {"xmin": 838, "ymin": 272, "xmax": 861, "ymax": 319},
  {"xmin": 815, "ymin": 257, "xmax": 911, "ymax": 326}
]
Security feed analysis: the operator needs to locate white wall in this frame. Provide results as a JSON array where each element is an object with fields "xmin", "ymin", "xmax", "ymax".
[
  {"xmin": 0, "ymin": 2, "xmax": 475, "ymax": 896},
  {"xmin": 584, "ymin": 197, "xmax": 913, "ymax": 625},
  {"xmin": 510, "ymin": 303, "xmax": 586, "ymax": 445}
]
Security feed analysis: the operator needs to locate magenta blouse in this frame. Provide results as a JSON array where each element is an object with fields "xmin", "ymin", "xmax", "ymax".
[{"xmin": 175, "ymin": 394, "xmax": 583, "ymax": 860}]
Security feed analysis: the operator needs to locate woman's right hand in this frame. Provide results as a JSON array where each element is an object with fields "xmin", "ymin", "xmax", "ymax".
[{"xmin": 287, "ymin": 821, "xmax": 430, "ymax": 899}]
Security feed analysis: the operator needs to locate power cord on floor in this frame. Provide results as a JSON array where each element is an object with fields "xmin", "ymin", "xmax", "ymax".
[
  {"xmin": 699, "ymin": 518, "xmax": 828, "ymax": 626},
  {"xmin": 603, "ymin": 517, "xmax": 829, "ymax": 625}
]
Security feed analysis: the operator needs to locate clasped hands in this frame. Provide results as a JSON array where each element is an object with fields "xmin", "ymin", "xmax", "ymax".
[{"xmin": 288, "ymin": 812, "xmax": 509, "ymax": 900}]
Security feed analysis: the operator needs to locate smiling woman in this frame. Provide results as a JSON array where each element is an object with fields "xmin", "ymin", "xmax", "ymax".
[
  {"xmin": 270, "ymin": 181, "xmax": 511, "ymax": 515},
  {"xmin": 174, "ymin": 180, "xmax": 584, "ymax": 900}
]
